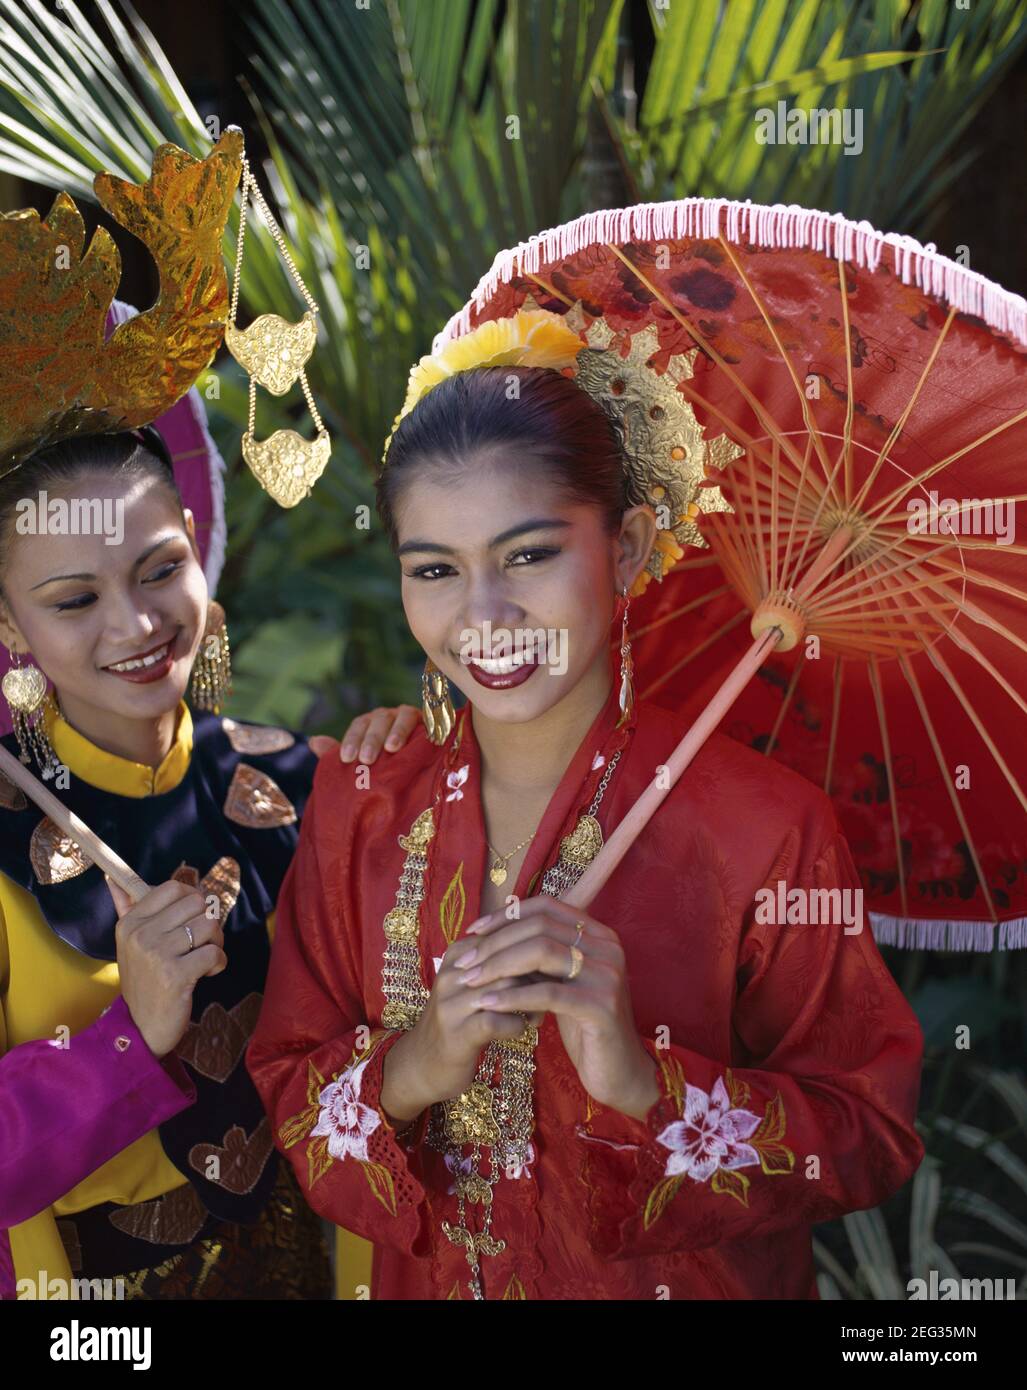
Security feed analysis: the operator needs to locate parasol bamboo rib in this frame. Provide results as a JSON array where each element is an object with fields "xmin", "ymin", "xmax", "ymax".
[
  {"xmin": 894, "ymin": 536, "xmax": 1027, "ymax": 556},
  {"xmin": 920, "ymin": 638, "xmax": 1027, "ymax": 816},
  {"xmin": 0, "ymin": 744, "xmax": 150, "ymax": 902},
  {"xmin": 781, "ymin": 448, "xmax": 853, "ymax": 594},
  {"xmin": 851, "ymin": 307, "xmax": 957, "ymax": 515},
  {"xmin": 629, "ymin": 583, "xmax": 733, "ymax": 641},
  {"xmin": 863, "ymin": 407, "xmax": 1027, "ymax": 523},
  {"xmin": 717, "ymin": 235, "xmax": 837, "ymax": 496},
  {"xmin": 639, "ymin": 609, "xmax": 748, "ymax": 700},
  {"xmin": 781, "ymin": 436, "xmax": 817, "ymax": 585},
  {"xmin": 803, "ymin": 527, "xmax": 959, "ymax": 610},
  {"xmin": 566, "ymin": 628, "xmax": 781, "ymax": 910},
  {"xmin": 770, "ymin": 437, "xmax": 780, "ymax": 592},
  {"xmin": 811, "ymin": 540, "xmax": 964, "ymax": 618},
  {"xmin": 878, "ymin": 552, "xmax": 1027, "ymax": 657},
  {"xmin": 745, "ymin": 440, "xmax": 770, "ymax": 589},
  {"xmin": 874, "ymin": 493, "xmax": 1027, "ymax": 527},
  {"xmin": 868, "ymin": 646, "xmax": 909, "ymax": 919},
  {"xmin": 675, "ymin": 380, "xmax": 828, "ymax": 501},
  {"xmin": 880, "ymin": 570, "xmax": 1000, "ymax": 925},
  {"xmin": 898, "ymin": 651, "xmax": 999, "ymax": 930},
  {"xmin": 765, "ymin": 655, "xmax": 803, "ymax": 759},
  {"xmin": 931, "ymin": 556, "xmax": 1027, "ymax": 610},
  {"xmin": 814, "ymin": 567, "xmax": 967, "ymax": 620},
  {"xmin": 604, "ymin": 244, "xmax": 807, "ymax": 473}
]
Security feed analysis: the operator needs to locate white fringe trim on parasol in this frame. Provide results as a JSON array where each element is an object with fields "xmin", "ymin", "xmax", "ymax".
[
  {"xmin": 870, "ymin": 912, "xmax": 1027, "ymax": 952},
  {"xmin": 434, "ymin": 197, "xmax": 1027, "ymax": 353}
]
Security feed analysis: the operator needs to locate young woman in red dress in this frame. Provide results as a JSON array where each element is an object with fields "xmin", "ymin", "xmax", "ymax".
[{"xmin": 248, "ymin": 336, "xmax": 925, "ymax": 1301}]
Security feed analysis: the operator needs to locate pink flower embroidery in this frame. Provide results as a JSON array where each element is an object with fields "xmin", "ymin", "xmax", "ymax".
[
  {"xmin": 445, "ymin": 765, "xmax": 469, "ymax": 801},
  {"xmin": 311, "ymin": 1059, "xmax": 381, "ymax": 1163},
  {"xmin": 656, "ymin": 1076, "xmax": 760, "ymax": 1182}
]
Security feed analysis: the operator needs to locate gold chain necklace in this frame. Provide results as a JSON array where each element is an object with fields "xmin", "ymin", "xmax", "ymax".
[{"xmin": 484, "ymin": 831, "xmax": 535, "ymax": 886}]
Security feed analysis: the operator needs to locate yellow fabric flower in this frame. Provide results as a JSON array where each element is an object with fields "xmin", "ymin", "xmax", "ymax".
[{"xmin": 381, "ymin": 309, "xmax": 585, "ymax": 464}]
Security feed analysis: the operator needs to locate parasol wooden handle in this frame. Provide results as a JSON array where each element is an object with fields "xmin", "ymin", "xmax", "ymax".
[
  {"xmin": 564, "ymin": 628, "xmax": 780, "ymax": 912},
  {"xmin": 0, "ymin": 743, "xmax": 151, "ymax": 904}
]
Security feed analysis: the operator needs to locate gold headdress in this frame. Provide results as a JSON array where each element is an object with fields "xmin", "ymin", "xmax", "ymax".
[
  {"xmin": 0, "ymin": 129, "xmax": 244, "ymax": 476},
  {"xmin": 0, "ymin": 126, "xmax": 329, "ymax": 508},
  {"xmin": 382, "ymin": 299, "xmax": 740, "ymax": 596}
]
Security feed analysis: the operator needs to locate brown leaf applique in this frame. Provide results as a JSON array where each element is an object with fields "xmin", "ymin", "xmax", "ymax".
[
  {"xmin": 223, "ymin": 763, "xmax": 296, "ymax": 829},
  {"xmin": 30, "ymin": 817, "xmax": 91, "ymax": 884},
  {"xmin": 201, "ymin": 855, "xmax": 241, "ymax": 923},
  {"xmin": 188, "ymin": 1117, "xmax": 273, "ymax": 1194},
  {"xmin": 0, "ymin": 767, "xmax": 27, "ymax": 811},
  {"xmin": 222, "ymin": 717, "xmax": 295, "ymax": 754},
  {"xmin": 171, "ymin": 857, "xmax": 240, "ymax": 924},
  {"xmin": 174, "ymin": 992, "xmax": 262, "ymax": 1082},
  {"xmin": 108, "ymin": 1182, "xmax": 206, "ymax": 1245}
]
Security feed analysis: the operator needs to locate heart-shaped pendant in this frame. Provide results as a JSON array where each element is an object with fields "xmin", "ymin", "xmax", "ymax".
[
  {"xmin": 489, "ymin": 864, "xmax": 507, "ymax": 886},
  {"xmin": 2, "ymin": 663, "xmax": 47, "ymax": 714},
  {"xmin": 226, "ymin": 311, "xmax": 318, "ymax": 395},
  {"xmin": 242, "ymin": 429, "xmax": 331, "ymax": 507}
]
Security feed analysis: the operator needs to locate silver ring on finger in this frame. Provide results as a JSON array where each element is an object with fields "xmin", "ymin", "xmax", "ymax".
[{"xmin": 184, "ymin": 923, "xmax": 195, "ymax": 952}]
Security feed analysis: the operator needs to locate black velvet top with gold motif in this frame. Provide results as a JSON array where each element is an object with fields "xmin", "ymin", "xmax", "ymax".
[{"xmin": 0, "ymin": 704, "xmax": 318, "ymax": 1274}]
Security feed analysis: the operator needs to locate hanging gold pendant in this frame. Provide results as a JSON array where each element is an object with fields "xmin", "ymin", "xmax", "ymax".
[
  {"xmin": 557, "ymin": 813, "xmax": 603, "ymax": 868},
  {"xmin": 225, "ymin": 311, "xmax": 317, "ymax": 395},
  {"xmin": 241, "ymin": 428, "xmax": 331, "ymax": 507},
  {"xmin": 2, "ymin": 664, "xmax": 47, "ymax": 715},
  {"xmin": 489, "ymin": 863, "xmax": 507, "ymax": 886}
]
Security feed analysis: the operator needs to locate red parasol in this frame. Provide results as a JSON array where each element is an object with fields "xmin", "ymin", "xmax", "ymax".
[{"xmin": 433, "ymin": 198, "xmax": 1027, "ymax": 951}]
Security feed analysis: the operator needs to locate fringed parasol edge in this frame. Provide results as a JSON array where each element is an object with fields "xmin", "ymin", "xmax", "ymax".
[
  {"xmin": 434, "ymin": 198, "xmax": 1027, "ymax": 353},
  {"xmin": 870, "ymin": 911, "xmax": 1027, "ymax": 952}
]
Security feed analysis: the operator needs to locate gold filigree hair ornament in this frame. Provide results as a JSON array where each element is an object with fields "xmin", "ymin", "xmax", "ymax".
[
  {"xmin": 0, "ymin": 130, "xmax": 244, "ymax": 477},
  {"xmin": 382, "ymin": 301, "xmax": 740, "ymax": 596},
  {"xmin": 225, "ymin": 158, "xmax": 331, "ymax": 507}
]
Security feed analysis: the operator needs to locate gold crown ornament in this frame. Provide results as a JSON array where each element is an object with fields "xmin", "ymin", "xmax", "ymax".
[
  {"xmin": 0, "ymin": 129, "xmax": 244, "ymax": 477},
  {"xmin": 383, "ymin": 300, "xmax": 740, "ymax": 596},
  {"xmin": 224, "ymin": 159, "xmax": 331, "ymax": 507}
]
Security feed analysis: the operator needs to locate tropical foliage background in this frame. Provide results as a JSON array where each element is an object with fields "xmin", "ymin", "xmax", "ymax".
[{"xmin": 0, "ymin": 0, "xmax": 1023, "ymax": 1298}]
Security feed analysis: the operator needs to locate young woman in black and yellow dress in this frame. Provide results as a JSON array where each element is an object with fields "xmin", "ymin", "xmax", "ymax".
[
  {"xmin": 0, "ymin": 426, "xmax": 417, "ymax": 1299},
  {"xmin": 0, "ymin": 424, "xmax": 419, "ymax": 1298},
  {"xmin": 0, "ymin": 121, "xmax": 428, "ymax": 1301}
]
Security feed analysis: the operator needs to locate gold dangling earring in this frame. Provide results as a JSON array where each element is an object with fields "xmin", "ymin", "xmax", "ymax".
[
  {"xmin": 2, "ymin": 649, "xmax": 60, "ymax": 778},
  {"xmin": 189, "ymin": 601, "xmax": 232, "ymax": 714},
  {"xmin": 616, "ymin": 584, "xmax": 635, "ymax": 727},
  {"xmin": 421, "ymin": 657, "xmax": 454, "ymax": 746},
  {"xmin": 225, "ymin": 154, "xmax": 331, "ymax": 508}
]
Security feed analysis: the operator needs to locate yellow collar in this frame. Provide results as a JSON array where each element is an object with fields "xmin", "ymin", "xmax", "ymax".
[{"xmin": 45, "ymin": 700, "xmax": 194, "ymax": 798}]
